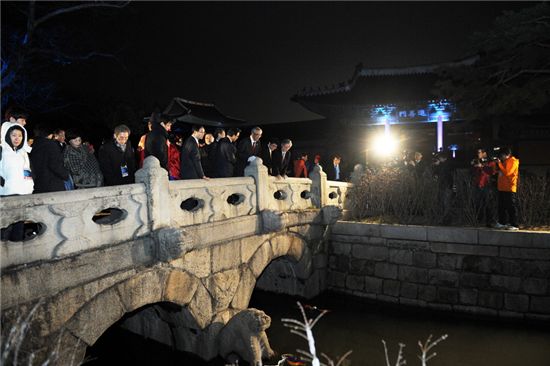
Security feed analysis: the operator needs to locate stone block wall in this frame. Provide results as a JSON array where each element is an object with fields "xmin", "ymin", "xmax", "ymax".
[{"xmin": 328, "ymin": 222, "xmax": 550, "ymax": 321}]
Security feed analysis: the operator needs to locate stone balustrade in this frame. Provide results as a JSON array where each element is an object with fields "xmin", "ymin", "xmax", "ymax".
[
  {"xmin": 0, "ymin": 184, "xmax": 149, "ymax": 269},
  {"xmin": 1, "ymin": 156, "xmax": 351, "ymax": 270},
  {"xmin": 326, "ymin": 180, "xmax": 351, "ymax": 209}
]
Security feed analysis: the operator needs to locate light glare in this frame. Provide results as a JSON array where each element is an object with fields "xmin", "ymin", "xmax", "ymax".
[{"xmin": 371, "ymin": 134, "xmax": 399, "ymax": 157}]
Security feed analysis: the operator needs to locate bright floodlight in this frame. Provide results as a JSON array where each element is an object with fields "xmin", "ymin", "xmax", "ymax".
[{"xmin": 371, "ymin": 133, "xmax": 399, "ymax": 157}]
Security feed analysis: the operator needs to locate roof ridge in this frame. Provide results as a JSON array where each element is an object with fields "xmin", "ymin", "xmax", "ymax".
[
  {"xmin": 293, "ymin": 55, "xmax": 479, "ymax": 99},
  {"xmin": 360, "ymin": 55, "xmax": 479, "ymax": 77},
  {"xmin": 174, "ymin": 97, "xmax": 216, "ymax": 107}
]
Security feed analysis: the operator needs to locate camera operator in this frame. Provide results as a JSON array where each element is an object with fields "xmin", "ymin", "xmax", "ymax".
[
  {"xmin": 471, "ymin": 148, "xmax": 497, "ymax": 227},
  {"xmin": 494, "ymin": 147, "xmax": 520, "ymax": 230}
]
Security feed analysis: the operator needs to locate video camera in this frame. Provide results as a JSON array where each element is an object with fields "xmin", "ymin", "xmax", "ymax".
[
  {"xmin": 470, "ymin": 147, "xmax": 501, "ymax": 166},
  {"xmin": 488, "ymin": 147, "xmax": 501, "ymax": 162}
]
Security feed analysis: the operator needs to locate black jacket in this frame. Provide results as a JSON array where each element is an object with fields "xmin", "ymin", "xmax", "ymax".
[
  {"xmin": 323, "ymin": 161, "xmax": 344, "ymax": 181},
  {"xmin": 201, "ymin": 143, "xmax": 216, "ymax": 178},
  {"xmin": 261, "ymin": 144, "xmax": 276, "ymax": 175},
  {"xmin": 144, "ymin": 124, "xmax": 168, "ymax": 169},
  {"xmin": 180, "ymin": 136, "xmax": 205, "ymax": 179},
  {"xmin": 272, "ymin": 149, "xmax": 292, "ymax": 176},
  {"xmin": 206, "ymin": 140, "xmax": 219, "ymax": 178},
  {"xmin": 236, "ymin": 137, "xmax": 261, "ymax": 176},
  {"xmin": 98, "ymin": 139, "xmax": 136, "ymax": 186},
  {"xmin": 29, "ymin": 136, "xmax": 69, "ymax": 193},
  {"xmin": 215, "ymin": 137, "xmax": 237, "ymax": 178}
]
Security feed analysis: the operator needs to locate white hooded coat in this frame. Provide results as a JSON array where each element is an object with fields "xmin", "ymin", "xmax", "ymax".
[
  {"xmin": 0, "ymin": 121, "xmax": 32, "ymax": 153},
  {"xmin": 0, "ymin": 122, "xmax": 34, "ymax": 195}
]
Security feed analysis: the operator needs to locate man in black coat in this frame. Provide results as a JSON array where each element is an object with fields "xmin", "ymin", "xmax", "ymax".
[
  {"xmin": 180, "ymin": 125, "xmax": 209, "ymax": 180},
  {"xmin": 261, "ymin": 140, "xmax": 278, "ymax": 176},
  {"xmin": 29, "ymin": 125, "xmax": 69, "ymax": 193},
  {"xmin": 207, "ymin": 128, "xmax": 225, "ymax": 178},
  {"xmin": 144, "ymin": 114, "xmax": 172, "ymax": 170},
  {"xmin": 215, "ymin": 128, "xmax": 241, "ymax": 178},
  {"xmin": 272, "ymin": 139, "xmax": 293, "ymax": 177},
  {"xmin": 236, "ymin": 126, "xmax": 262, "ymax": 176},
  {"xmin": 98, "ymin": 125, "xmax": 136, "ymax": 186}
]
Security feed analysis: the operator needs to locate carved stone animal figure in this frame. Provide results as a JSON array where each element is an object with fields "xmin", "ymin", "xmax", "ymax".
[{"xmin": 218, "ymin": 308, "xmax": 275, "ymax": 366}]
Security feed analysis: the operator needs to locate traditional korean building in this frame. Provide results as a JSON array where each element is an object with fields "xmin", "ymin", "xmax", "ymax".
[
  {"xmin": 290, "ymin": 57, "xmax": 480, "ymax": 163},
  {"xmin": 163, "ymin": 97, "xmax": 247, "ymax": 127},
  {"xmin": 290, "ymin": 56, "xmax": 549, "ymax": 173}
]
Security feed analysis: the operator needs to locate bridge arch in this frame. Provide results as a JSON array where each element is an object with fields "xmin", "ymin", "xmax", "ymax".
[
  {"xmin": 52, "ymin": 267, "xmax": 203, "ymax": 364},
  {"xmin": 250, "ymin": 232, "xmax": 318, "ymax": 298}
]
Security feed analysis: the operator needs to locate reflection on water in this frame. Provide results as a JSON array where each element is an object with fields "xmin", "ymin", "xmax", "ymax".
[
  {"xmin": 86, "ymin": 290, "xmax": 550, "ymax": 366},
  {"xmin": 253, "ymin": 291, "xmax": 550, "ymax": 366}
]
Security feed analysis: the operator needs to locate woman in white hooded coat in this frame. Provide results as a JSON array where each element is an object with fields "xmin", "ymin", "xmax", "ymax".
[{"xmin": 0, "ymin": 123, "xmax": 34, "ymax": 195}]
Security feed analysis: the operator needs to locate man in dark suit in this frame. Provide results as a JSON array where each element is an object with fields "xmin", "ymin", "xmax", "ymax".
[
  {"xmin": 272, "ymin": 139, "xmax": 293, "ymax": 178},
  {"xmin": 180, "ymin": 125, "xmax": 209, "ymax": 180},
  {"xmin": 145, "ymin": 113, "xmax": 172, "ymax": 170},
  {"xmin": 236, "ymin": 126, "xmax": 262, "ymax": 176},
  {"xmin": 98, "ymin": 124, "xmax": 136, "ymax": 186},
  {"xmin": 207, "ymin": 128, "xmax": 225, "ymax": 178},
  {"xmin": 215, "ymin": 128, "xmax": 241, "ymax": 178},
  {"xmin": 29, "ymin": 124, "xmax": 70, "ymax": 193},
  {"xmin": 326, "ymin": 155, "xmax": 343, "ymax": 181},
  {"xmin": 261, "ymin": 140, "xmax": 278, "ymax": 176}
]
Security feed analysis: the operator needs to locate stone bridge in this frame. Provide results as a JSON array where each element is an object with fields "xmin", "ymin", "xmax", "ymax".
[{"xmin": 1, "ymin": 157, "xmax": 351, "ymax": 365}]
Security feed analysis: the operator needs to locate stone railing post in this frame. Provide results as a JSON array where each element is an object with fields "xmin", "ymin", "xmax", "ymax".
[
  {"xmin": 310, "ymin": 164, "xmax": 327, "ymax": 208},
  {"xmin": 244, "ymin": 157, "xmax": 269, "ymax": 212},
  {"xmin": 135, "ymin": 156, "xmax": 171, "ymax": 230}
]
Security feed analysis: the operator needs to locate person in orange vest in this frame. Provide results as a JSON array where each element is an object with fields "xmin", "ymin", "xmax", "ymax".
[{"xmin": 494, "ymin": 147, "xmax": 520, "ymax": 230}]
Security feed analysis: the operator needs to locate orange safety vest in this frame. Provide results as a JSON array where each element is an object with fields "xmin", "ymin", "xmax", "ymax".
[{"xmin": 497, "ymin": 156, "xmax": 519, "ymax": 192}]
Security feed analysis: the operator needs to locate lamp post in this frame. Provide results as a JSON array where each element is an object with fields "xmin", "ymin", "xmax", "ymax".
[{"xmin": 437, "ymin": 114, "xmax": 443, "ymax": 152}]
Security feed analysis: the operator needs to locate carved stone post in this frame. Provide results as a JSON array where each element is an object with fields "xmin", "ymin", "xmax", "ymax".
[
  {"xmin": 244, "ymin": 157, "xmax": 269, "ymax": 212},
  {"xmin": 310, "ymin": 164, "xmax": 327, "ymax": 208},
  {"xmin": 135, "ymin": 156, "xmax": 171, "ymax": 230}
]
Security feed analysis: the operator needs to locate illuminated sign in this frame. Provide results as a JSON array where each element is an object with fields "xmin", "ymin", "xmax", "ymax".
[{"xmin": 368, "ymin": 100, "xmax": 455, "ymax": 125}]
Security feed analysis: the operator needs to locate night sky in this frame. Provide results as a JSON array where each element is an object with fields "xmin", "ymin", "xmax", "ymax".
[{"xmin": 2, "ymin": 1, "xmax": 537, "ymax": 125}]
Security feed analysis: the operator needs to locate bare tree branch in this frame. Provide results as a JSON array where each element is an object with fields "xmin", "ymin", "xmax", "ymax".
[
  {"xmin": 33, "ymin": 1, "xmax": 131, "ymax": 29},
  {"xmin": 27, "ymin": 48, "xmax": 128, "ymax": 72},
  {"xmin": 502, "ymin": 69, "xmax": 550, "ymax": 84}
]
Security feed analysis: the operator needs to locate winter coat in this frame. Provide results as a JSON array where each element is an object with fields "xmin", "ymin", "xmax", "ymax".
[
  {"xmin": 144, "ymin": 124, "xmax": 168, "ymax": 169},
  {"xmin": 180, "ymin": 136, "xmax": 205, "ymax": 180},
  {"xmin": 0, "ymin": 123, "xmax": 34, "ymax": 195},
  {"xmin": 168, "ymin": 142, "xmax": 181, "ymax": 179},
  {"xmin": 63, "ymin": 145, "xmax": 103, "ymax": 188},
  {"xmin": 236, "ymin": 137, "xmax": 262, "ymax": 177},
  {"xmin": 498, "ymin": 156, "xmax": 519, "ymax": 192},
  {"xmin": 1, "ymin": 121, "xmax": 32, "ymax": 153},
  {"xmin": 29, "ymin": 136, "xmax": 69, "ymax": 193},
  {"xmin": 207, "ymin": 140, "xmax": 220, "ymax": 178},
  {"xmin": 98, "ymin": 139, "xmax": 136, "ymax": 186},
  {"xmin": 472, "ymin": 160, "xmax": 496, "ymax": 188},
  {"xmin": 272, "ymin": 149, "xmax": 293, "ymax": 177},
  {"xmin": 215, "ymin": 137, "xmax": 237, "ymax": 178},
  {"xmin": 293, "ymin": 158, "xmax": 308, "ymax": 178}
]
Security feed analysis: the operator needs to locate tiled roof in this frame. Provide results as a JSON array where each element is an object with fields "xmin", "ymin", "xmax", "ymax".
[
  {"xmin": 292, "ymin": 55, "xmax": 479, "ymax": 101},
  {"xmin": 164, "ymin": 97, "xmax": 246, "ymax": 126}
]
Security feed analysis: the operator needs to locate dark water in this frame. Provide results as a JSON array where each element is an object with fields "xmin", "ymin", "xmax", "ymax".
[{"xmin": 86, "ymin": 290, "xmax": 550, "ymax": 365}]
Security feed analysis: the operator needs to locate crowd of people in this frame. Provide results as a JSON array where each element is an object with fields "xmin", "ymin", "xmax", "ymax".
[
  {"xmin": 0, "ymin": 110, "xmax": 346, "ymax": 199},
  {"xmin": 1, "ymin": 108, "xmax": 520, "ymax": 233}
]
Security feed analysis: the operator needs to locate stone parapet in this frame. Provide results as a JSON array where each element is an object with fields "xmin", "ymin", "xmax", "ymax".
[
  {"xmin": 0, "ymin": 183, "xmax": 149, "ymax": 269},
  {"xmin": 1, "ymin": 154, "xmax": 351, "ymax": 271},
  {"xmin": 329, "ymin": 221, "xmax": 550, "ymax": 322}
]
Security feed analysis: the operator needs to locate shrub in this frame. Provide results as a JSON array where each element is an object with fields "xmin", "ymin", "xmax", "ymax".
[{"xmin": 348, "ymin": 165, "xmax": 550, "ymax": 228}]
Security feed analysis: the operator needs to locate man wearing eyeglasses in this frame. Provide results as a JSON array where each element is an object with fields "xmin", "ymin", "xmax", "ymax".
[{"xmin": 236, "ymin": 126, "xmax": 262, "ymax": 176}]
